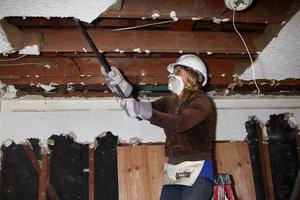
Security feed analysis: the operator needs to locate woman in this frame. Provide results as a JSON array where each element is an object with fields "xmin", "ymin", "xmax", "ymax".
[{"xmin": 103, "ymin": 54, "xmax": 214, "ymax": 200}]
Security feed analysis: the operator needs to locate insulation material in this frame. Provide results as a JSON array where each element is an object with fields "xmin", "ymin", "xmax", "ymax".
[
  {"xmin": 94, "ymin": 132, "xmax": 118, "ymax": 200},
  {"xmin": 245, "ymin": 117, "xmax": 266, "ymax": 200},
  {"xmin": 48, "ymin": 134, "xmax": 89, "ymax": 200},
  {"xmin": 18, "ymin": 44, "xmax": 40, "ymax": 55},
  {"xmin": 266, "ymin": 113, "xmax": 299, "ymax": 199},
  {"xmin": 240, "ymin": 10, "xmax": 300, "ymax": 80},
  {"xmin": 0, "ymin": 0, "xmax": 117, "ymax": 23},
  {"xmin": 0, "ymin": 20, "xmax": 42, "ymax": 55},
  {"xmin": 0, "ymin": 133, "xmax": 119, "ymax": 200},
  {"xmin": 1, "ymin": 139, "xmax": 41, "ymax": 200}
]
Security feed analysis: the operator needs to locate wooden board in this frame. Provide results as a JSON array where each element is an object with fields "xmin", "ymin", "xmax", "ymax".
[
  {"xmin": 117, "ymin": 142, "xmax": 256, "ymax": 200},
  {"xmin": 214, "ymin": 141, "xmax": 256, "ymax": 200},
  {"xmin": 117, "ymin": 145, "xmax": 165, "ymax": 200}
]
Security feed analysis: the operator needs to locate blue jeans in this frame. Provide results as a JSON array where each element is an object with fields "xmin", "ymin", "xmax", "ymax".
[{"xmin": 160, "ymin": 177, "xmax": 213, "ymax": 200}]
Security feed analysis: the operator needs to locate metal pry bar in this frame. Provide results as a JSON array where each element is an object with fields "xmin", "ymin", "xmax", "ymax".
[{"xmin": 73, "ymin": 18, "xmax": 125, "ymax": 98}]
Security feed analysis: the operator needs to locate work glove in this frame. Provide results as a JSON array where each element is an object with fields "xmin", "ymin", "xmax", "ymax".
[
  {"xmin": 120, "ymin": 98, "xmax": 153, "ymax": 120},
  {"xmin": 101, "ymin": 66, "xmax": 133, "ymax": 97}
]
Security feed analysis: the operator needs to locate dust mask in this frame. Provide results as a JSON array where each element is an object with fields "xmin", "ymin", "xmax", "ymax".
[{"xmin": 168, "ymin": 74, "xmax": 184, "ymax": 95}]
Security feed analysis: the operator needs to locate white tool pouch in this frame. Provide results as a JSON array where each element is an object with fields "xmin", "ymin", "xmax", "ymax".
[{"xmin": 163, "ymin": 160, "xmax": 205, "ymax": 186}]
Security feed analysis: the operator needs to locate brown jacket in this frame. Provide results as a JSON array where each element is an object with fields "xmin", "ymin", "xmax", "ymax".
[{"xmin": 150, "ymin": 90, "xmax": 213, "ymax": 165}]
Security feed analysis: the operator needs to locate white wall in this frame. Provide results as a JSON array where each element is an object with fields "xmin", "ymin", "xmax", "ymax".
[{"xmin": 0, "ymin": 96, "xmax": 299, "ymax": 143}]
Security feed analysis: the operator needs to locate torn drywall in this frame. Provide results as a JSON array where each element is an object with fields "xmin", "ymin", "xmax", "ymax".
[
  {"xmin": 0, "ymin": 22, "xmax": 14, "ymax": 54},
  {"xmin": 0, "ymin": 0, "xmax": 117, "ymax": 23},
  {"xmin": 240, "ymin": 9, "xmax": 300, "ymax": 80}
]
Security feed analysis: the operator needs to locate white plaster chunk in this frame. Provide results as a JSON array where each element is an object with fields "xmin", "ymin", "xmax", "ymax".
[
  {"xmin": 133, "ymin": 48, "xmax": 142, "ymax": 53},
  {"xmin": 151, "ymin": 10, "xmax": 160, "ymax": 19},
  {"xmin": 0, "ymin": 23, "xmax": 14, "ymax": 54},
  {"xmin": 37, "ymin": 83, "xmax": 56, "ymax": 92},
  {"xmin": 18, "ymin": 44, "xmax": 40, "ymax": 55},
  {"xmin": 0, "ymin": 0, "xmax": 118, "ymax": 23},
  {"xmin": 170, "ymin": 11, "xmax": 178, "ymax": 21},
  {"xmin": 240, "ymin": 10, "xmax": 300, "ymax": 80},
  {"xmin": 3, "ymin": 85, "xmax": 17, "ymax": 98},
  {"xmin": 191, "ymin": 17, "xmax": 202, "ymax": 21},
  {"xmin": 2, "ymin": 139, "xmax": 13, "ymax": 147}
]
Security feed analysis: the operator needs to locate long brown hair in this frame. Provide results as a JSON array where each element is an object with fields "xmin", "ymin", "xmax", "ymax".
[{"xmin": 170, "ymin": 67, "xmax": 202, "ymax": 110}]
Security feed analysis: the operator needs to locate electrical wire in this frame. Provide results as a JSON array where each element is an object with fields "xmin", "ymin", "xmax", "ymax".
[
  {"xmin": 112, "ymin": 20, "xmax": 174, "ymax": 31},
  {"xmin": 0, "ymin": 63, "xmax": 46, "ymax": 67},
  {"xmin": 0, "ymin": 54, "xmax": 27, "ymax": 62},
  {"xmin": 232, "ymin": 9, "xmax": 261, "ymax": 94}
]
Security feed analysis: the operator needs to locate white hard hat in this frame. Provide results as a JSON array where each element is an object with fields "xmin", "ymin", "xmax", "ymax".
[{"xmin": 167, "ymin": 54, "xmax": 208, "ymax": 86}]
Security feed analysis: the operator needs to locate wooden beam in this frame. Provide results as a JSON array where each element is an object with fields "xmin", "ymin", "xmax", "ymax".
[
  {"xmin": 102, "ymin": 0, "xmax": 294, "ymax": 23},
  {"xmin": 256, "ymin": 123, "xmax": 275, "ymax": 200},
  {"xmin": 89, "ymin": 147, "xmax": 95, "ymax": 200},
  {"xmin": 38, "ymin": 149, "xmax": 48, "ymax": 200},
  {"xmin": 23, "ymin": 145, "xmax": 59, "ymax": 200},
  {"xmin": 36, "ymin": 29, "xmax": 258, "ymax": 53}
]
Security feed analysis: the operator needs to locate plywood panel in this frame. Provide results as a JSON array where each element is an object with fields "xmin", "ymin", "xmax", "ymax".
[
  {"xmin": 117, "ymin": 145, "xmax": 165, "ymax": 200},
  {"xmin": 215, "ymin": 141, "xmax": 256, "ymax": 200},
  {"xmin": 118, "ymin": 142, "xmax": 256, "ymax": 200}
]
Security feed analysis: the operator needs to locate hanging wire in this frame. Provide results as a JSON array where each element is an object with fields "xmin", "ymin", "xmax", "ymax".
[
  {"xmin": 232, "ymin": 8, "xmax": 261, "ymax": 94},
  {"xmin": 112, "ymin": 20, "xmax": 174, "ymax": 31},
  {"xmin": 0, "ymin": 54, "xmax": 27, "ymax": 62}
]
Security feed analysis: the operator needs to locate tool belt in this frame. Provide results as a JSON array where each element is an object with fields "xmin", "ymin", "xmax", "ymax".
[{"xmin": 163, "ymin": 160, "xmax": 205, "ymax": 186}]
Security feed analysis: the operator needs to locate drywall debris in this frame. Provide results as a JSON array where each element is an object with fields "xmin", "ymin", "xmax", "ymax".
[
  {"xmin": 170, "ymin": 11, "xmax": 178, "ymax": 21},
  {"xmin": 0, "ymin": 0, "xmax": 118, "ymax": 23},
  {"xmin": 0, "ymin": 22, "xmax": 14, "ymax": 54},
  {"xmin": 129, "ymin": 137, "xmax": 142, "ymax": 146},
  {"xmin": 144, "ymin": 49, "xmax": 151, "ymax": 54},
  {"xmin": 49, "ymin": 82, "xmax": 59, "ymax": 86},
  {"xmin": 281, "ymin": 21, "xmax": 286, "ymax": 25},
  {"xmin": 82, "ymin": 47, "xmax": 88, "ymax": 52},
  {"xmin": 178, "ymin": 50, "xmax": 183, "ymax": 54},
  {"xmin": 3, "ymin": 85, "xmax": 17, "ymax": 98},
  {"xmin": 141, "ymin": 17, "xmax": 146, "ymax": 20},
  {"xmin": 43, "ymin": 63, "xmax": 51, "ymax": 69},
  {"xmin": 34, "ymin": 75, "xmax": 40, "ymax": 78},
  {"xmin": 2, "ymin": 139, "xmax": 13, "ymax": 147},
  {"xmin": 114, "ymin": 48, "xmax": 124, "ymax": 53},
  {"xmin": 222, "ymin": 18, "xmax": 230, "ymax": 22},
  {"xmin": 212, "ymin": 17, "xmax": 222, "ymax": 24},
  {"xmin": 37, "ymin": 83, "xmax": 56, "ymax": 92},
  {"xmin": 18, "ymin": 44, "xmax": 40, "ymax": 55},
  {"xmin": 67, "ymin": 131, "xmax": 77, "ymax": 140},
  {"xmin": 285, "ymin": 113, "xmax": 299, "ymax": 129},
  {"xmin": 220, "ymin": 73, "xmax": 226, "ymax": 77},
  {"xmin": 80, "ymin": 82, "xmax": 86, "ymax": 85},
  {"xmin": 192, "ymin": 17, "xmax": 202, "ymax": 21},
  {"xmin": 133, "ymin": 48, "xmax": 142, "ymax": 53},
  {"xmin": 98, "ymin": 49, "xmax": 104, "ymax": 53},
  {"xmin": 207, "ymin": 90, "xmax": 217, "ymax": 96},
  {"xmin": 223, "ymin": 89, "xmax": 230, "ymax": 96},
  {"xmin": 207, "ymin": 51, "xmax": 213, "ymax": 55},
  {"xmin": 152, "ymin": 10, "xmax": 160, "ymax": 19},
  {"xmin": 47, "ymin": 138, "xmax": 55, "ymax": 146}
]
